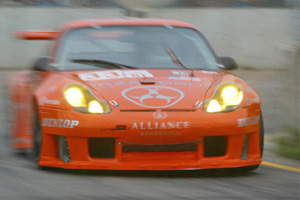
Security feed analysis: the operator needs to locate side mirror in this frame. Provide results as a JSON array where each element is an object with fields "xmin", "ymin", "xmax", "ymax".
[
  {"xmin": 219, "ymin": 57, "xmax": 238, "ymax": 70},
  {"xmin": 32, "ymin": 57, "xmax": 50, "ymax": 71}
]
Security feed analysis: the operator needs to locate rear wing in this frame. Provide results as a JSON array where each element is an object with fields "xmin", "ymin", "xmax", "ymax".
[{"xmin": 15, "ymin": 31, "xmax": 60, "ymax": 40}]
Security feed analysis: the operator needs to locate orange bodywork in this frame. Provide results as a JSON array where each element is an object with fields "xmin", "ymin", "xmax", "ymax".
[{"xmin": 9, "ymin": 18, "xmax": 262, "ymax": 170}]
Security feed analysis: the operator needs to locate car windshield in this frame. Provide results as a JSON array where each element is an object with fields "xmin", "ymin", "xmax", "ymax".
[{"xmin": 57, "ymin": 26, "xmax": 219, "ymax": 71}]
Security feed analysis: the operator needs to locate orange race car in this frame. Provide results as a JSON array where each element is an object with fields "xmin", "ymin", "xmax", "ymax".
[{"xmin": 8, "ymin": 18, "xmax": 263, "ymax": 171}]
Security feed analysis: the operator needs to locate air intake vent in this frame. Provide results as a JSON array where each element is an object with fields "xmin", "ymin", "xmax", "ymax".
[
  {"xmin": 89, "ymin": 138, "xmax": 115, "ymax": 158},
  {"xmin": 204, "ymin": 136, "xmax": 227, "ymax": 157},
  {"xmin": 122, "ymin": 141, "xmax": 199, "ymax": 153}
]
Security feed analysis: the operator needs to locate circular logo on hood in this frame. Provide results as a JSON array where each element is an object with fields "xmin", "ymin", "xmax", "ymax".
[
  {"xmin": 122, "ymin": 86, "xmax": 184, "ymax": 108},
  {"xmin": 153, "ymin": 111, "xmax": 167, "ymax": 119}
]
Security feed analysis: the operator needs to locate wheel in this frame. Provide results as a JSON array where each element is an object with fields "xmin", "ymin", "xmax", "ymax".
[
  {"xmin": 32, "ymin": 108, "xmax": 42, "ymax": 163},
  {"xmin": 259, "ymin": 113, "xmax": 264, "ymax": 157}
]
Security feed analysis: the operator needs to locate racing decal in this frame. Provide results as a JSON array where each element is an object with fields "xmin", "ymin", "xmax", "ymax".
[
  {"xmin": 41, "ymin": 118, "xmax": 79, "ymax": 128},
  {"xmin": 246, "ymin": 98, "xmax": 260, "ymax": 105},
  {"xmin": 194, "ymin": 101, "xmax": 203, "ymax": 108},
  {"xmin": 153, "ymin": 111, "xmax": 167, "ymax": 119},
  {"xmin": 140, "ymin": 131, "xmax": 182, "ymax": 136},
  {"xmin": 39, "ymin": 97, "xmax": 60, "ymax": 106},
  {"xmin": 201, "ymin": 70, "xmax": 218, "ymax": 74},
  {"xmin": 172, "ymin": 71, "xmax": 189, "ymax": 76},
  {"xmin": 122, "ymin": 86, "xmax": 184, "ymax": 108},
  {"xmin": 238, "ymin": 115, "xmax": 260, "ymax": 127},
  {"xmin": 47, "ymin": 86, "xmax": 58, "ymax": 91},
  {"xmin": 88, "ymin": 31, "xmax": 133, "ymax": 39},
  {"xmin": 93, "ymin": 81, "xmax": 203, "ymax": 88},
  {"xmin": 168, "ymin": 75, "xmax": 200, "ymax": 81},
  {"xmin": 110, "ymin": 100, "xmax": 120, "ymax": 108},
  {"xmin": 132, "ymin": 121, "xmax": 190, "ymax": 130},
  {"xmin": 78, "ymin": 70, "xmax": 153, "ymax": 81}
]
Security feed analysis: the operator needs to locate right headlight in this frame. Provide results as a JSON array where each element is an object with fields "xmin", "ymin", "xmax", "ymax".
[
  {"xmin": 64, "ymin": 84, "xmax": 111, "ymax": 114},
  {"xmin": 204, "ymin": 83, "xmax": 243, "ymax": 113}
]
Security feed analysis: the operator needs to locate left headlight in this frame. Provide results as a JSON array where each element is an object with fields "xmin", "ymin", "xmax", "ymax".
[
  {"xmin": 64, "ymin": 84, "xmax": 111, "ymax": 114},
  {"xmin": 204, "ymin": 83, "xmax": 243, "ymax": 113}
]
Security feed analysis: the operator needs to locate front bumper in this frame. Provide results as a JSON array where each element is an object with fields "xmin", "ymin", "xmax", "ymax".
[{"xmin": 38, "ymin": 105, "xmax": 262, "ymax": 170}]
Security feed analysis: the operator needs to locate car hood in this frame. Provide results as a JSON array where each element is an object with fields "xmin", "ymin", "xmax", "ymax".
[{"xmin": 66, "ymin": 69, "xmax": 223, "ymax": 110}]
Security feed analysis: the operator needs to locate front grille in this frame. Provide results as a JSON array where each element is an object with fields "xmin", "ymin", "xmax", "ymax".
[
  {"xmin": 120, "ymin": 110, "xmax": 155, "ymax": 112},
  {"xmin": 120, "ymin": 110, "xmax": 196, "ymax": 112},
  {"xmin": 89, "ymin": 138, "xmax": 115, "ymax": 158},
  {"xmin": 122, "ymin": 142, "xmax": 198, "ymax": 153},
  {"xmin": 204, "ymin": 136, "xmax": 227, "ymax": 157}
]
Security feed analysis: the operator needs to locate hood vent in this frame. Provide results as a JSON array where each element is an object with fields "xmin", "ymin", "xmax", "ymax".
[{"xmin": 139, "ymin": 77, "xmax": 156, "ymax": 84}]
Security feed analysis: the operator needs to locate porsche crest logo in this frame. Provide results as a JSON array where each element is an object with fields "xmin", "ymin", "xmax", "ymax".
[{"xmin": 122, "ymin": 86, "xmax": 184, "ymax": 108}]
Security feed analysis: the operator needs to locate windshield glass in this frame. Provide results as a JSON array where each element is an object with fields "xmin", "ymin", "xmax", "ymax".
[{"xmin": 57, "ymin": 26, "xmax": 219, "ymax": 71}]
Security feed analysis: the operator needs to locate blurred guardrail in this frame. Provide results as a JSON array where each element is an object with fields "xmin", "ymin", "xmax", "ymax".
[{"xmin": 0, "ymin": 7, "xmax": 299, "ymax": 70}]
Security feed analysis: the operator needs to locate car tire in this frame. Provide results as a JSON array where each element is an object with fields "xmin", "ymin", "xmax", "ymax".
[
  {"xmin": 259, "ymin": 113, "xmax": 264, "ymax": 157},
  {"xmin": 32, "ymin": 108, "xmax": 42, "ymax": 163}
]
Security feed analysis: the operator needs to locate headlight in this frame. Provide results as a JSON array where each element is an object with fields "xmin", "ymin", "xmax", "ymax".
[
  {"xmin": 64, "ymin": 84, "xmax": 111, "ymax": 114},
  {"xmin": 204, "ymin": 83, "xmax": 243, "ymax": 113},
  {"xmin": 88, "ymin": 100, "xmax": 104, "ymax": 113},
  {"xmin": 64, "ymin": 88, "xmax": 85, "ymax": 107}
]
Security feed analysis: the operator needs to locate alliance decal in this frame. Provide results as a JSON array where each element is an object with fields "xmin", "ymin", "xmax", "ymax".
[
  {"xmin": 132, "ymin": 121, "xmax": 190, "ymax": 130},
  {"xmin": 41, "ymin": 118, "xmax": 79, "ymax": 128},
  {"xmin": 78, "ymin": 70, "xmax": 153, "ymax": 81},
  {"xmin": 140, "ymin": 131, "xmax": 182, "ymax": 136},
  {"xmin": 122, "ymin": 86, "xmax": 184, "ymax": 108}
]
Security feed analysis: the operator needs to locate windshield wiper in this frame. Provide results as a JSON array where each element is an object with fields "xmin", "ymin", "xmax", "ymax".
[
  {"xmin": 71, "ymin": 59, "xmax": 139, "ymax": 69},
  {"xmin": 163, "ymin": 45, "xmax": 196, "ymax": 77},
  {"xmin": 163, "ymin": 44, "xmax": 211, "ymax": 76}
]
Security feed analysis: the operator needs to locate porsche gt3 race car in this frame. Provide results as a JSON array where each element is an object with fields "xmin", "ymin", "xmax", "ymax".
[{"xmin": 8, "ymin": 18, "xmax": 264, "ymax": 171}]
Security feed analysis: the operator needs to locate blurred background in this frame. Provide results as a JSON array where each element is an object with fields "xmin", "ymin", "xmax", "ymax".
[{"xmin": 0, "ymin": 1, "xmax": 299, "ymax": 199}]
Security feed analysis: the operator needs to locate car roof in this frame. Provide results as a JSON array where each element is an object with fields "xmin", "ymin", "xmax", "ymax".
[{"xmin": 61, "ymin": 18, "xmax": 198, "ymax": 31}]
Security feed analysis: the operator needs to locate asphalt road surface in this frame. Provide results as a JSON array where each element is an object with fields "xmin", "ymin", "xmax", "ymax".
[{"xmin": 0, "ymin": 70, "xmax": 299, "ymax": 200}]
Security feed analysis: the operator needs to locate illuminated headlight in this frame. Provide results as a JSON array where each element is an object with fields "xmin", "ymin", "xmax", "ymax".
[
  {"xmin": 64, "ymin": 88, "xmax": 85, "ymax": 107},
  {"xmin": 205, "ymin": 83, "xmax": 243, "ymax": 113},
  {"xmin": 88, "ymin": 100, "xmax": 104, "ymax": 113},
  {"xmin": 64, "ymin": 84, "xmax": 110, "ymax": 114}
]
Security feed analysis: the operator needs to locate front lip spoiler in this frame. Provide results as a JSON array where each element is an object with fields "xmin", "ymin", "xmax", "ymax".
[{"xmin": 39, "ymin": 159, "xmax": 262, "ymax": 170}]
